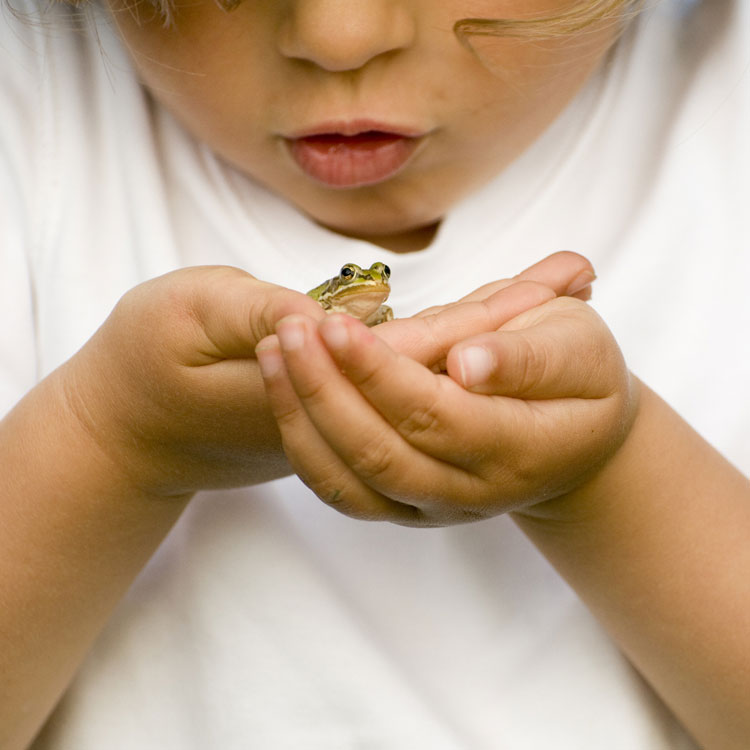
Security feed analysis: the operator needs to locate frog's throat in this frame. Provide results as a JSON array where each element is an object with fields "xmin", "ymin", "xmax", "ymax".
[{"xmin": 326, "ymin": 290, "xmax": 390, "ymax": 320}]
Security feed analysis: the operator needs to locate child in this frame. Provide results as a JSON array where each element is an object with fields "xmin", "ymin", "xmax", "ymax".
[{"xmin": 1, "ymin": 0, "xmax": 748, "ymax": 748}]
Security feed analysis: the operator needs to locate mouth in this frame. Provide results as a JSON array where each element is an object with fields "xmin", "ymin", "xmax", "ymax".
[{"xmin": 285, "ymin": 123, "xmax": 426, "ymax": 189}]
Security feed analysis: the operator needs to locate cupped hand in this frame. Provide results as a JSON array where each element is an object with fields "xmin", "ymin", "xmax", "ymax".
[
  {"xmin": 59, "ymin": 265, "xmax": 326, "ymax": 496},
  {"xmin": 375, "ymin": 250, "xmax": 596, "ymax": 372},
  {"xmin": 256, "ymin": 267, "xmax": 634, "ymax": 526}
]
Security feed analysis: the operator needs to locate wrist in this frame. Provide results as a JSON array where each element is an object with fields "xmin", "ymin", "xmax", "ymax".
[
  {"xmin": 50, "ymin": 355, "xmax": 191, "ymax": 503},
  {"xmin": 512, "ymin": 372, "xmax": 643, "ymax": 526}
]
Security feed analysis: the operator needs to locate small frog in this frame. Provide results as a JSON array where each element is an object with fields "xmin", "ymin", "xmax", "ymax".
[{"xmin": 307, "ymin": 262, "xmax": 393, "ymax": 326}]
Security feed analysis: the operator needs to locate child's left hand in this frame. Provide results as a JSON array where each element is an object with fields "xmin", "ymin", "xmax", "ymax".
[{"xmin": 256, "ymin": 275, "xmax": 637, "ymax": 526}]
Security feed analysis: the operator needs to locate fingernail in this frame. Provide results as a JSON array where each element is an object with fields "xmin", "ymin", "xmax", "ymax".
[
  {"xmin": 320, "ymin": 316, "xmax": 349, "ymax": 352},
  {"xmin": 565, "ymin": 270, "xmax": 597, "ymax": 297},
  {"xmin": 458, "ymin": 346, "xmax": 494, "ymax": 388},
  {"xmin": 256, "ymin": 345, "xmax": 283, "ymax": 379},
  {"xmin": 276, "ymin": 319, "xmax": 306, "ymax": 352}
]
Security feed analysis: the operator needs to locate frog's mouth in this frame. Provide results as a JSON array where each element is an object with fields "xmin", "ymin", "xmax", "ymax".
[{"xmin": 287, "ymin": 131, "xmax": 421, "ymax": 189}]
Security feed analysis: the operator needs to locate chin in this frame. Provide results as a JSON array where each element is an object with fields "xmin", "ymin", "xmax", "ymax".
[
  {"xmin": 306, "ymin": 191, "xmax": 446, "ymax": 239},
  {"xmin": 320, "ymin": 216, "xmax": 441, "ymax": 252}
]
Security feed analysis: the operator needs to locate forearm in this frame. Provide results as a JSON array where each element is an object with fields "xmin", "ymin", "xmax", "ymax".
[
  {"xmin": 0, "ymin": 371, "xmax": 190, "ymax": 750},
  {"xmin": 513, "ymin": 383, "xmax": 750, "ymax": 749}
]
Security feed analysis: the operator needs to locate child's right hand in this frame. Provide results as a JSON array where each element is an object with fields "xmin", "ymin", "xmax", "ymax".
[{"xmin": 52, "ymin": 265, "xmax": 329, "ymax": 496}]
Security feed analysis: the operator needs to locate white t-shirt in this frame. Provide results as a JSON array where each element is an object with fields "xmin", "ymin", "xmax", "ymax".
[{"xmin": 1, "ymin": 0, "xmax": 748, "ymax": 747}]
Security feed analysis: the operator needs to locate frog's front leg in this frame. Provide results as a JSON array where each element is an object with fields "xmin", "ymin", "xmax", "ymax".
[{"xmin": 368, "ymin": 305, "xmax": 393, "ymax": 326}]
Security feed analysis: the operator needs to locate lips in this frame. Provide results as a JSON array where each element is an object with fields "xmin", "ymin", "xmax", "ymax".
[{"xmin": 286, "ymin": 126, "xmax": 424, "ymax": 189}]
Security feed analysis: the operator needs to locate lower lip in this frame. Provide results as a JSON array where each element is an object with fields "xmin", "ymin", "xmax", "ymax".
[{"xmin": 287, "ymin": 132, "xmax": 422, "ymax": 189}]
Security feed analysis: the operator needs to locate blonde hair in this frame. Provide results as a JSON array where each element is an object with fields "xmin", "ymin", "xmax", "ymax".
[{"xmin": 454, "ymin": 0, "xmax": 646, "ymax": 41}]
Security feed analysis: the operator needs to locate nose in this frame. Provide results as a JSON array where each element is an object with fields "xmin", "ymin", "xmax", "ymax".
[{"xmin": 278, "ymin": 0, "xmax": 416, "ymax": 72}]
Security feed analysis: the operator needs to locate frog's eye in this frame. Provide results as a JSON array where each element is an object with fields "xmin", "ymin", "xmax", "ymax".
[
  {"xmin": 371, "ymin": 262, "xmax": 391, "ymax": 279},
  {"xmin": 340, "ymin": 266, "xmax": 355, "ymax": 279}
]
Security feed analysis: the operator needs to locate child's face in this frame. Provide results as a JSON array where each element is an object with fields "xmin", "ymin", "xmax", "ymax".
[{"xmin": 109, "ymin": 0, "xmax": 619, "ymax": 250}]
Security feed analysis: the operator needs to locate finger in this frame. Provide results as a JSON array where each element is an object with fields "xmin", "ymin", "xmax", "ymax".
[
  {"xmin": 465, "ymin": 252, "xmax": 595, "ymax": 303},
  {"xmin": 514, "ymin": 250, "xmax": 596, "ymax": 299},
  {"xmin": 317, "ymin": 313, "xmax": 501, "ymax": 466},
  {"xmin": 271, "ymin": 314, "xmax": 484, "ymax": 512},
  {"xmin": 415, "ymin": 251, "xmax": 595, "ymax": 316},
  {"xmin": 376, "ymin": 280, "xmax": 556, "ymax": 369},
  {"xmin": 315, "ymin": 314, "xmax": 567, "ymax": 512},
  {"xmin": 446, "ymin": 297, "xmax": 624, "ymax": 398},
  {"xmin": 256, "ymin": 332, "xmax": 423, "ymax": 524}
]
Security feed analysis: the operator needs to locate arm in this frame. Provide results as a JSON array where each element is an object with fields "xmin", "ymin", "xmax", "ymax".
[
  {"xmin": 513, "ymin": 383, "xmax": 750, "ymax": 749},
  {"xmin": 0, "ymin": 371, "xmax": 190, "ymax": 750},
  {"xmin": 0, "ymin": 266, "xmax": 323, "ymax": 750},
  {"xmin": 258, "ymin": 280, "xmax": 750, "ymax": 748}
]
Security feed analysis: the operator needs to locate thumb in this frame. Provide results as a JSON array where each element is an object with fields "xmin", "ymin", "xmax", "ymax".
[
  {"xmin": 445, "ymin": 297, "xmax": 623, "ymax": 399},
  {"xmin": 130, "ymin": 266, "xmax": 326, "ymax": 363},
  {"xmin": 192, "ymin": 267, "xmax": 326, "ymax": 359},
  {"xmin": 377, "ymin": 280, "xmax": 556, "ymax": 369}
]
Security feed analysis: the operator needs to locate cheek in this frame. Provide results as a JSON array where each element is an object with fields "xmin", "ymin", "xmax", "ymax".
[
  {"xmin": 419, "ymin": 24, "xmax": 617, "ymax": 195},
  {"xmin": 455, "ymin": 24, "xmax": 617, "ymax": 135},
  {"xmin": 107, "ymin": 2, "xmax": 274, "ymax": 131}
]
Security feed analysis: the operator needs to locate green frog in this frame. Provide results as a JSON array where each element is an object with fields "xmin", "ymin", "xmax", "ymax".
[{"xmin": 307, "ymin": 262, "xmax": 393, "ymax": 326}]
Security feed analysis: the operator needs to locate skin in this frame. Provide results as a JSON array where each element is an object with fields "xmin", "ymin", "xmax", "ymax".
[
  {"xmin": 2, "ymin": 2, "xmax": 749, "ymax": 750},
  {"xmin": 107, "ymin": 0, "xmax": 620, "ymax": 250}
]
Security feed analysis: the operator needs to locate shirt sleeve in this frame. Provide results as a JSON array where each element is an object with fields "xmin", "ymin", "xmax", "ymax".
[{"xmin": 0, "ymin": 9, "xmax": 47, "ymax": 415}]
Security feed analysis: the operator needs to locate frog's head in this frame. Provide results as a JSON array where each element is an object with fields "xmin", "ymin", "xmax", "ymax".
[
  {"xmin": 333, "ymin": 262, "xmax": 391, "ymax": 296},
  {"xmin": 308, "ymin": 262, "xmax": 391, "ymax": 324}
]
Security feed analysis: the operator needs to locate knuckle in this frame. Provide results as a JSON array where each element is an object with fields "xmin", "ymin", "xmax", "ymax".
[
  {"xmin": 312, "ymin": 479, "xmax": 359, "ymax": 516},
  {"xmin": 290, "ymin": 371, "xmax": 332, "ymax": 406},
  {"xmin": 273, "ymin": 399, "xmax": 304, "ymax": 432},
  {"xmin": 323, "ymin": 491, "xmax": 382, "ymax": 522},
  {"xmin": 420, "ymin": 313, "xmax": 451, "ymax": 358},
  {"xmin": 344, "ymin": 356, "xmax": 383, "ymax": 392},
  {"xmin": 515, "ymin": 334, "xmax": 551, "ymax": 395},
  {"xmin": 295, "ymin": 457, "xmax": 354, "ymax": 508},
  {"xmin": 346, "ymin": 428, "xmax": 399, "ymax": 483},
  {"xmin": 392, "ymin": 400, "xmax": 443, "ymax": 442},
  {"xmin": 302, "ymin": 476, "xmax": 359, "ymax": 518},
  {"xmin": 297, "ymin": 467, "xmax": 389, "ymax": 523}
]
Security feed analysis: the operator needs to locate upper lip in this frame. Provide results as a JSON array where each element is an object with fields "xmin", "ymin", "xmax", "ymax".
[{"xmin": 285, "ymin": 119, "xmax": 429, "ymax": 140}]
